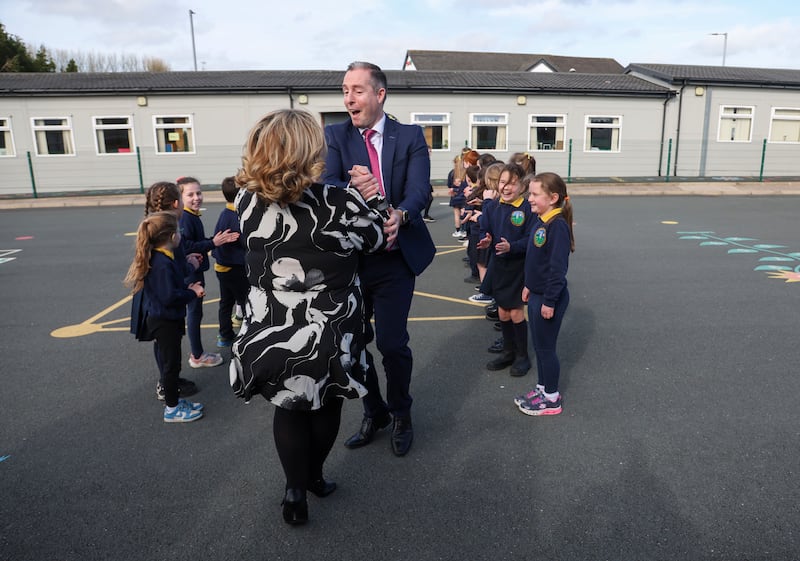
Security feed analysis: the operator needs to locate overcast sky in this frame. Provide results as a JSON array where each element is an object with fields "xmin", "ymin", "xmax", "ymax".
[{"xmin": 4, "ymin": 0, "xmax": 800, "ymax": 72}]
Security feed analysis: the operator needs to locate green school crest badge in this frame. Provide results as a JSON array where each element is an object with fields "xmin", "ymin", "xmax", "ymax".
[
  {"xmin": 533, "ymin": 227, "xmax": 547, "ymax": 247},
  {"xmin": 510, "ymin": 211, "xmax": 525, "ymax": 227}
]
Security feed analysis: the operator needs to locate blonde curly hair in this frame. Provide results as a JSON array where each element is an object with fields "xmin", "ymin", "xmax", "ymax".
[{"xmin": 236, "ymin": 109, "xmax": 326, "ymax": 205}]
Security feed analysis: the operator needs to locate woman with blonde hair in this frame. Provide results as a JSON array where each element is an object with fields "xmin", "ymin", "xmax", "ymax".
[{"xmin": 231, "ymin": 109, "xmax": 390, "ymax": 525}]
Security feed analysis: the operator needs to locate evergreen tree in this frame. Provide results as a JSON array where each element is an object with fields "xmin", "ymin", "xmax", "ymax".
[
  {"xmin": 33, "ymin": 45, "xmax": 56, "ymax": 72},
  {"xmin": 0, "ymin": 22, "xmax": 35, "ymax": 72}
]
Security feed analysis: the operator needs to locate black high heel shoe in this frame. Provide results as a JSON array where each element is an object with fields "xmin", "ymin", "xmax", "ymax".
[
  {"xmin": 281, "ymin": 488, "xmax": 308, "ymax": 525},
  {"xmin": 308, "ymin": 478, "xmax": 337, "ymax": 498}
]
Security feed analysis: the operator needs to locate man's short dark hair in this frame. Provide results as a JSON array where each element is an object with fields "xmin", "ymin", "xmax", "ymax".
[{"xmin": 346, "ymin": 61, "xmax": 387, "ymax": 92}]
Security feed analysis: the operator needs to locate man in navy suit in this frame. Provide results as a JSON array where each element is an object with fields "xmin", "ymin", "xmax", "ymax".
[{"xmin": 323, "ymin": 61, "xmax": 436, "ymax": 457}]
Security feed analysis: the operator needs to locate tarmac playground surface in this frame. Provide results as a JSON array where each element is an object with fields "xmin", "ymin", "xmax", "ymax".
[{"xmin": 1, "ymin": 192, "xmax": 798, "ymax": 560}]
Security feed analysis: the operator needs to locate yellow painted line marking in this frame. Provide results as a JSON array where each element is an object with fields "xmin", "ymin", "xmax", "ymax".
[
  {"xmin": 409, "ymin": 315, "xmax": 484, "ymax": 321},
  {"xmin": 662, "ymin": 220, "xmax": 679, "ymax": 225},
  {"xmin": 51, "ymin": 243, "xmax": 488, "ymax": 338},
  {"xmin": 436, "ymin": 247, "xmax": 469, "ymax": 257},
  {"xmin": 124, "ymin": 232, "xmax": 136, "ymax": 236},
  {"xmin": 413, "ymin": 290, "xmax": 487, "ymax": 307}
]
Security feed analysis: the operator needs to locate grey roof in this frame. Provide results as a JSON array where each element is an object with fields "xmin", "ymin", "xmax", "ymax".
[
  {"xmin": 627, "ymin": 63, "xmax": 800, "ymax": 88},
  {"xmin": 403, "ymin": 50, "xmax": 625, "ymax": 74},
  {"xmin": 0, "ymin": 70, "xmax": 668, "ymax": 97}
]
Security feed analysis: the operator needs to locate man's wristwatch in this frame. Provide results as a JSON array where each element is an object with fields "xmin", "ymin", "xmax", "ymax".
[{"xmin": 397, "ymin": 208, "xmax": 409, "ymax": 226}]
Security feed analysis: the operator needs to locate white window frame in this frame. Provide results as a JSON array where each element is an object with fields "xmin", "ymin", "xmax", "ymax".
[
  {"xmin": 93, "ymin": 116, "xmax": 136, "ymax": 155},
  {"xmin": 411, "ymin": 112, "xmax": 451, "ymax": 150},
  {"xmin": 31, "ymin": 116, "xmax": 76, "ymax": 157},
  {"xmin": 717, "ymin": 105, "xmax": 754, "ymax": 143},
  {"xmin": 584, "ymin": 115, "xmax": 622, "ymax": 152},
  {"xmin": 767, "ymin": 107, "xmax": 800, "ymax": 144},
  {"xmin": 0, "ymin": 117, "xmax": 16, "ymax": 157},
  {"xmin": 529, "ymin": 114, "xmax": 566, "ymax": 152},
  {"xmin": 153, "ymin": 115, "xmax": 195, "ymax": 155},
  {"xmin": 469, "ymin": 113, "xmax": 508, "ymax": 152}
]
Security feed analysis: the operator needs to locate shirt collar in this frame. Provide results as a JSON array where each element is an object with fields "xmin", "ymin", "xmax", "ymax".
[
  {"xmin": 359, "ymin": 113, "xmax": 387, "ymax": 138},
  {"xmin": 225, "ymin": 202, "xmax": 236, "ymax": 211},
  {"xmin": 154, "ymin": 247, "xmax": 174, "ymax": 260},
  {"xmin": 539, "ymin": 208, "xmax": 563, "ymax": 223},
  {"xmin": 183, "ymin": 207, "xmax": 201, "ymax": 216},
  {"xmin": 499, "ymin": 195, "xmax": 526, "ymax": 208}
]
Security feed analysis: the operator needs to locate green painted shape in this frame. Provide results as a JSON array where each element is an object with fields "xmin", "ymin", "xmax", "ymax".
[
  {"xmin": 752, "ymin": 244, "xmax": 787, "ymax": 249},
  {"xmin": 723, "ymin": 237, "xmax": 757, "ymax": 242},
  {"xmin": 754, "ymin": 265, "xmax": 792, "ymax": 271},
  {"xmin": 699, "ymin": 241, "xmax": 728, "ymax": 246},
  {"xmin": 759, "ymin": 256, "xmax": 793, "ymax": 262},
  {"xmin": 680, "ymin": 235, "xmax": 708, "ymax": 240},
  {"xmin": 728, "ymin": 249, "xmax": 758, "ymax": 254}
]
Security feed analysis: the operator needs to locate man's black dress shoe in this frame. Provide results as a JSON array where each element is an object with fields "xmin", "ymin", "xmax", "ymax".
[
  {"xmin": 308, "ymin": 478, "xmax": 337, "ymax": 498},
  {"xmin": 343, "ymin": 412, "xmax": 391, "ymax": 449},
  {"xmin": 281, "ymin": 488, "xmax": 308, "ymax": 526},
  {"xmin": 391, "ymin": 415, "xmax": 413, "ymax": 457}
]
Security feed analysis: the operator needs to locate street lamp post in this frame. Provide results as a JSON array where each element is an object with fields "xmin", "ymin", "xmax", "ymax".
[
  {"xmin": 710, "ymin": 32, "xmax": 728, "ymax": 66},
  {"xmin": 189, "ymin": 9, "xmax": 198, "ymax": 71}
]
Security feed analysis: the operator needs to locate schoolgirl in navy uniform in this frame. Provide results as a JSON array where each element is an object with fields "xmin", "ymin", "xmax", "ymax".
[
  {"xmin": 125, "ymin": 212, "xmax": 205, "ymax": 422},
  {"xmin": 516, "ymin": 172, "xmax": 575, "ymax": 416},
  {"xmin": 476, "ymin": 162, "xmax": 535, "ymax": 376},
  {"xmin": 177, "ymin": 177, "xmax": 239, "ymax": 368},
  {"xmin": 140, "ymin": 181, "xmax": 201, "ymax": 400}
]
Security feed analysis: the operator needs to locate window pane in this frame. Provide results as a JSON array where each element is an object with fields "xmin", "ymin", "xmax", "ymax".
[
  {"xmin": 421, "ymin": 125, "xmax": 448, "ymax": 149},
  {"xmin": 32, "ymin": 117, "xmax": 74, "ymax": 155},
  {"xmin": 473, "ymin": 126, "xmax": 497, "ymax": 150},
  {"xmin": 155, "ymin": 116, "xmax": 194, "ymax": 153},
  {"xmin": 0, "ymin": 119, "xmax": 13, "ymax": 156},
  {"xmin": 530, "ymin": 115, "xmax": 565, "ymax": 151},
  {"xmin": 97, "ymin": 128, "xmax": 132, "ymax": 153},
  {"xmin": 770, "ymin": 109, "xmax": 800, "ymax": 142}
]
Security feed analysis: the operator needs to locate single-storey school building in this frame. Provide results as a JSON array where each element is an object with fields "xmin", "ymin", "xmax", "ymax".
[{"xmin": 1, "ymin": 52, "xmax": 799, "ymax": 196}]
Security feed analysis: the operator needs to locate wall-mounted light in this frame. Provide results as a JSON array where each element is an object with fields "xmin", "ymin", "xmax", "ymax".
[
  {"xmin": 298, "ymin": 94, "xmax": 309, "ymax": 105},
  {"xmin": 516, "ymin": 95, "xmax": 527, "ymax": 105},
  {"xmin": 695, "ymin": 86, "xmax": 705, "ymax": 96},
  {"xmin": 136, "ymin": 96, "xmax": 148, "ymax": 107}
]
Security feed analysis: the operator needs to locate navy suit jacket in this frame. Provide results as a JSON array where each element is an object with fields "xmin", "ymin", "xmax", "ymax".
[{"xmin": 323, "ymin": 115, "xmax": 436, "ymax": 276}]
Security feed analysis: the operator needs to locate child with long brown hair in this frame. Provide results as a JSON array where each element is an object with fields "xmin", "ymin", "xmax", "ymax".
[
  {"xmin": 139, "ymin": 181, "xmax": 201, "ymax": 401},
  {"xmin": 476, "ymin": 162, "xmax": 535, "ymax": 377},
  {"xmin": 516, "ymin": 172, "xmax": 575, "ymax": 415},
  {"xmin": 125, "ymin": 211, "xmax": 205, "ymax": 423}
]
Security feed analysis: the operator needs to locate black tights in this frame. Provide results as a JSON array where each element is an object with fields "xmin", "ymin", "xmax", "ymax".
[{"xmin": 272, "ymin": 398, "xmax": 343, "ymax": 490}]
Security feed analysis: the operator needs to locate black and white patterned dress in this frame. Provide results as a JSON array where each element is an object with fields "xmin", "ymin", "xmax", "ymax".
[{"xmin": 229, "ymin": 183, "xmax": 387, "ymax": 409}]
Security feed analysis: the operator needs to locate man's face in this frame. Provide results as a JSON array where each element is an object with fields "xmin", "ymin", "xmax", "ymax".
[{"xmin": 342, "ymin": 68, "xmax": 386, "ymax": 129}]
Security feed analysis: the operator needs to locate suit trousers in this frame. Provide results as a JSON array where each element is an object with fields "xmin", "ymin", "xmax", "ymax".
[{"xmin": 358, "ymin": 250, "xmax": 416, "ymax": 418}]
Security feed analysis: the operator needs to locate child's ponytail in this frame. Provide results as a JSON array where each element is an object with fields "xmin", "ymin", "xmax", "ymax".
[{"xmin": 124, "ymin": 211, "xmax": 179, "ymax": 293}]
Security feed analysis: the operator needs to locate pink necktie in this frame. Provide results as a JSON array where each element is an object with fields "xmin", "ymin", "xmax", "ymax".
[{"xmin": 363, "ymin": 129, "xmax": 385, "ymax": 197}]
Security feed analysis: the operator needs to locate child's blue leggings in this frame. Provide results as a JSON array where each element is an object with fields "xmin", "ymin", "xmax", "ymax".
[{"xmin": 527, "ymin": 289, "xmax": 569, "ymax": 394}]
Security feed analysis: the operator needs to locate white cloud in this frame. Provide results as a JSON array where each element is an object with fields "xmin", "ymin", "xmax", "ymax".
[{"xmin": 4, "ymin": 0, "xmax": 800, "ymax": 70}]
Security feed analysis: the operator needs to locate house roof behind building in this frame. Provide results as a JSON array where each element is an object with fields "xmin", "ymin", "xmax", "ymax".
[
  {"xmin": 627, "ymin": 63, "xmax": 800, "ymax": 88},
  {"xmin": 403, "ymin": 50, "xmax": 625, "ymax": 74},
  {"xmin": 0, "ymin": 70, "xmax": 668, "ymax": 98}
]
